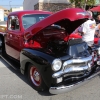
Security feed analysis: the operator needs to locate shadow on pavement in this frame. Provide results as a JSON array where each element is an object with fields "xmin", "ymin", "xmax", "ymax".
[{"xmin": 0, "ymin": 58, "xmax": 54, "ymax": 96}]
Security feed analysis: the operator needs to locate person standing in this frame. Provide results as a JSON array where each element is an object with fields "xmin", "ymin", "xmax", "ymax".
[
  {"xmin": 95, "ymin": 15, "xmax": 100, "ymax": 37},
  {"xmin": 96, "ymin": 15, "xmax": 100, "ymax": 24},
  {"xmin": 78, "ymin": 11, "xmax": 96, "ymax": 47}
]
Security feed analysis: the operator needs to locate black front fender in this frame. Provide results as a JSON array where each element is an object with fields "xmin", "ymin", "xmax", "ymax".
[{"xmin": 20, "ymin": 48, "xmax": 55, "ymax": 87}]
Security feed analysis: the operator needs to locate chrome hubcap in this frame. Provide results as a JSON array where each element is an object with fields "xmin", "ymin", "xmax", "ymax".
[
  {"xmin": 30, "ymin": 67, "xmax": 41, "ymax": 86},
  {"xmin": 33, "ymin": 70, "xmax": 40, "ymax": 82}
]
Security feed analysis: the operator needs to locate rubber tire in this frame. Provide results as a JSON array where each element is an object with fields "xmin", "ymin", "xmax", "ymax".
[{"xmin": 27, "ymin": 64, "xmax": 47, "ymax": 92}]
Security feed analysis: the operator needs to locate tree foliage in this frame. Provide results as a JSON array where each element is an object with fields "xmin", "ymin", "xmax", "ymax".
[{"xmin": 70, "ymin": 0, "xmax": 95, "ymax": 8}]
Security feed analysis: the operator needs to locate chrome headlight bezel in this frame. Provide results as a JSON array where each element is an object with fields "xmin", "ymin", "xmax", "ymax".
[{"xmin": 52, "ymin": 59, "xmax": 62, "ymax": 71}]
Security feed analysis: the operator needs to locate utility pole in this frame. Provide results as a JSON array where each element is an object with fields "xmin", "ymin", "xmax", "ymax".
[{"xmin": 9, "ymin": 1, "xmax": 12, "ymax": 11}]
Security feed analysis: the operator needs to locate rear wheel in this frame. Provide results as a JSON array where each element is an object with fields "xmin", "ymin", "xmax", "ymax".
[{"xmin": 27, "ymin": 64, "xmax": 47, "ymax": 91}]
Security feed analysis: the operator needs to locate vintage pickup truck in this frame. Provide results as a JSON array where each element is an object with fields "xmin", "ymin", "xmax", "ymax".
[{"xmin": 0, "ymin": 8, "xmax": 100, "ymax": 94}]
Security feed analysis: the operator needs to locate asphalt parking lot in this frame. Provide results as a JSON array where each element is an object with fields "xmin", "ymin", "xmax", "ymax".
[{"xmin": 0, "ymin": 57, "xmax": 100, "ymax": 100}]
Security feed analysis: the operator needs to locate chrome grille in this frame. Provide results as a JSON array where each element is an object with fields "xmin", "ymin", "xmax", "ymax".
[{"xmin": 64, "ymin": 62, "xmax": 87, "ymax": 70}]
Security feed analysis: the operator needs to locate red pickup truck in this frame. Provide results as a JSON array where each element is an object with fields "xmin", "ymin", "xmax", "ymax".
[{"xmin": 0, "ymin": 8, "xmax": 100, "ymax": 94}]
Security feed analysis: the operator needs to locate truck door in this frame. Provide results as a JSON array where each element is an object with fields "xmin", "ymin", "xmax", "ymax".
[{"xmin": 5, "ymin": 15, "xmax": 24, "ymax": 60}]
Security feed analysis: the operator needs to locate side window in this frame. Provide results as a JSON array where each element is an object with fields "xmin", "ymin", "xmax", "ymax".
[{"xmin": 8, "ymin": 16, "xmax": 20, "ymax": 30}]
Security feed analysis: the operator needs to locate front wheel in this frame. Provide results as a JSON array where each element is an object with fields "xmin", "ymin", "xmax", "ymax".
[{"xmin": 27, "ymin": 64, "xmax": 47, "ymax": 91}]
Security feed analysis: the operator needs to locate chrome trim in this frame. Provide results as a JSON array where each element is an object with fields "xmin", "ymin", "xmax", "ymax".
[
  {"xmin": 52, "ymin": 65, "xmax": 89, "ymax": 78},
  {"xmin": 63, "ymin": 56, "xmax": 92, "ymax": 68},
  {"xmin": 98, "ymin": 47, "xmax": 100, "ymax": 55},
  {"xmin": 52, "ymin": 56, "xmax": 92, "ymax": 78},
  {"xmin": 49, "ymin": 70, "xmax": 100, "ymax": 94},
  {"xmin": 52, "ymin": 59, "xmax": 62, "ymax": 71},
  {"xmin": 94, "ymin": 57, "xmax": 97, "ymax": 62},
  {"xmin": 77, "ymin": 12, "xmax": 90, "ymax": 16}
]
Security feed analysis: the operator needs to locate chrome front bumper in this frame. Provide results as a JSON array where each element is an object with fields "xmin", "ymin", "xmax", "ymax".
[{"xmin": 49, "ymin": 70, "xmax": 100, "ymax": 94}]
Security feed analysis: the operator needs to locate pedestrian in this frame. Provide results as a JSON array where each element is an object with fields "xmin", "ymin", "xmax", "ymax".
[
  {"xmin": 95, "ymin": 15, "xmax": 100, "ymax": 37},
  {"xmin": 78, "ymin": 11, "xmax": 96, "ymax": 47},
  {"xmin": 96, "ymin": 15, "xmax": 100, "ymax": 24}
]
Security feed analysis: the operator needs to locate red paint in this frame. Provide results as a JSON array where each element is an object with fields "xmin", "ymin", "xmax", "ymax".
[
  {"xmin": 90, "ymin": 6, "xmax": 100, "ymax": 12},
  {"xmin": 5, "ymin": 10, "xmax": 52, "ymax": 60},
  {"xmin": 24, "ymin": 8, "xmax": 90, "ymax": 40},
  {"xmin": 24, "ymin": 40, "xmax": 42, "ymax": 48},
  {"xmin": 1, "ymin": 8, "xmax": 92, "ymax": 60}
]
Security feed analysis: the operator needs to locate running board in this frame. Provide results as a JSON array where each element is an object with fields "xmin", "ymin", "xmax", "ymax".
[{"xmin": 0, "ymin": 54, "xmax": 20, "ymax": 71}]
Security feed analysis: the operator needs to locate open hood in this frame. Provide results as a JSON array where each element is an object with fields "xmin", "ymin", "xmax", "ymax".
[{"xmin": 24, "ymin": 8, "xmax": 90, "ymax": 40}]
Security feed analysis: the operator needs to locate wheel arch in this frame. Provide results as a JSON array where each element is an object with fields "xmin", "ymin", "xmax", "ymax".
[
  {"xmin": 24, "ymin": 62, "xmax": 31, "ymax": 75},
  {"xmin": 20, "ymin": 48, "xmax": 55, "ymax": 87},
  {"xmin": 20, "ymin": 59, "xmax": 52, "ymax": 88}
]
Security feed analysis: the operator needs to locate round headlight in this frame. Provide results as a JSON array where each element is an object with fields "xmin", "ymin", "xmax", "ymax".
[{"xmin": 52, "ymin": 59, "xmax": 62, "ymax": 71}]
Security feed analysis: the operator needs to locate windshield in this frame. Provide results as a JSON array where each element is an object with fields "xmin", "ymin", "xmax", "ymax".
[{"xmin": 22, "ymin": 14, "xmax": 50, "ymax": 29}]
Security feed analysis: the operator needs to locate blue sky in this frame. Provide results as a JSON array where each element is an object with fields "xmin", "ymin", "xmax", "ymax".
[{"xmin": 0, "ymin": 0, "xmax": 24, "ymax": 9}]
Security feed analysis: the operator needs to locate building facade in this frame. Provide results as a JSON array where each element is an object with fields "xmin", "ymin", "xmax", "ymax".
[
  {"xmin": 0, "ymin": 6, "xmax": 10, "ymax": 21},
  {"xmin": 23, "ymin": 0, "xmax": 71, "ymax": 12},
  {"xmin": 11, "ymin": 7, "xmax": 23, "ymax": 12}
]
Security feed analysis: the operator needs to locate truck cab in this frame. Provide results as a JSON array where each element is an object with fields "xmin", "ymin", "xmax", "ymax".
[{"xmin": 4, "ymin": 10, "xmax": 51, "ymax": 60}]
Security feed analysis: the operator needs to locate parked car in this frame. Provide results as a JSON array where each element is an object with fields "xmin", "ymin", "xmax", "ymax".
[{"xmin": 0, "ymin": 8, "xmax": 100, "ymax": 94}]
